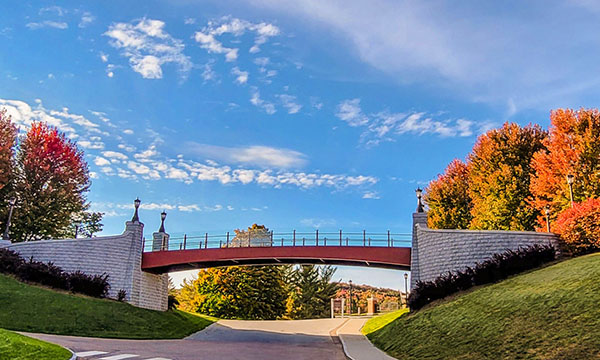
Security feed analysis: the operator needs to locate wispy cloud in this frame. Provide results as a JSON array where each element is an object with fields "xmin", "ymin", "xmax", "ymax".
[
  {"xmin": 231, "ymin": 67, "xmax": 249, "ymax": 84},
  {"xmin": 335, "ymin": 98, "xmax": 481, "ymax": 146},
  {"xmin": 104, "ymin": 18, "xmax": 192, "ymax": 79},
  {"xmin": 250, "ymin": 88, "xmax": 276, "ymax": 114},
  {"xmin": 194, "ymin": 17, "xmax": 280, "ymax": 60},
  {"xmin": 278, "ymin": 94, "xmax": 302, "ymax": 114},
  {"xmin": 184, "ymin": 143, "xmax": 308, "ymax": 169},
  {"xmin": 26, "ymin": 21, "xmax": 68, "ymax": 30}
]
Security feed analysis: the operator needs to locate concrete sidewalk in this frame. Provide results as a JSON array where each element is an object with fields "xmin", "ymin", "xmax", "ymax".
[{"xmin": 336, "ymin": 318, "xmax": 397, "ymax": 360}]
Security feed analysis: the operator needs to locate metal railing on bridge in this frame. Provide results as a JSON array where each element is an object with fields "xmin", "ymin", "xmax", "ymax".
[{"xmin": 144, "ymin": 230, "xmax": 412, "ymax": 252}]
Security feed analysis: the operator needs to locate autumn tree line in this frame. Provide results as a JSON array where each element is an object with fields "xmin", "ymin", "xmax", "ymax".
[
  {"xmin": 0, "ymin": 109, "xmax": 102, "ymax": 242},
  {"xmin": 425, "ymin": 109, "xmax": 600, "ymax": 254}
]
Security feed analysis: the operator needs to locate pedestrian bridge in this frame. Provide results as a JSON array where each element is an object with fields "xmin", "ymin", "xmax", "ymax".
[{"xmin": 141, "ymin": 231, "xmax": 412, "ymax": 273}]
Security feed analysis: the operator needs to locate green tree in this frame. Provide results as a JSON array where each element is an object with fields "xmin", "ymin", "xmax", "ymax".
[
  {"xmin": 181, "ymin": 266, "xmax": 288, "ymax": 320},
  {"xmin": 468, "ymin": 122, "xmax": 547, "ymax": 231},
  {"xmin": 0, "ymin": 109, "xmax": 17, "ymax": 232},
  {"xmin": 67, "ymin": 211, "xmax": 104, "ymax": 238},
  {"xmin": 285, "ymin": 265, "xmax": 338, "ymax": 319},
  {"xmin": 424, "ymin": 159, "xmax": 472, "ymax": 229}
]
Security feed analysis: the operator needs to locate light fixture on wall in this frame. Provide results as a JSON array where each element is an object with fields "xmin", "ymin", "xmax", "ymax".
[{"xmin": 132, "ymin": 197, "xmax": 141, "ymax": 222}]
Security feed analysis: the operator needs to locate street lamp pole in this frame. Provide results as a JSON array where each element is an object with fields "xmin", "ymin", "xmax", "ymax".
[
  {"xmin": 348, "ymin": 280, "xmax": 353, "ymax": 315},
  {"xmin": 2, "ymin": 197, "xmax": 16, "ymax": 241},
  {"xmin": 403, "ymin": 273, "xmax": 409, "ymax": 308},
  {"xmin": 545, "ymin": 206, "xmax": 551, "ymax": 233},
  {"xmin": 132, "ymin": 198, "xmax": 141, "ymax": 222},
  {"xmin": 566, "ymin": 174, "xmax": 575, "ymax": 208}
]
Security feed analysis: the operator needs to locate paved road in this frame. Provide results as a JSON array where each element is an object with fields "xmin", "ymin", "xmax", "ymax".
[{"xmin": 26, "ymin": 318, "xmax": 349, "ymax": 360}]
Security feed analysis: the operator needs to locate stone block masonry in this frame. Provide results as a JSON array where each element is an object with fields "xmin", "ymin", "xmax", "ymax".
[
  {"xmin": 4, "ymin": 221, "xmax": 168, "ymax": 311},
  {"xmin": 410, "ymin": 212, "xmax": 560, "ymax": 288}
]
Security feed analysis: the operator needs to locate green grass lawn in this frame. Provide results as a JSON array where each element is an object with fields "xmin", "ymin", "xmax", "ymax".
[
  {"xmin": 0, "ymin": 274, "xmax": 216, "ymax": 339},
  {"xmin": 361, "ymin": 309, "xmax": 409, "ymax": 335},
  {"xmin": 0, "ymin": 328, "xmax": 71, "ymax": 360},
  {"xmin": 367, "ymin": 253, "xmax": 600, "ymax": 359}
]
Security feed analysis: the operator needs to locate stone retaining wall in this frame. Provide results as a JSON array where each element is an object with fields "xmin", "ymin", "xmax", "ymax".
[
  {"xmin": 3, "ymin": 221, "xmax": 168, "ymax": 311},
  {"xmin": 410, "ymin": 212, "xmax": 560, "ymax": 288}
]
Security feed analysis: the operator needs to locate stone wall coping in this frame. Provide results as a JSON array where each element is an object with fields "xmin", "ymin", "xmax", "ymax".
[
  {"xmin": 416, "ymin": 224, "xmax": 556, "ymax": 237},
  {"xmin": 7, "ymin": 232, "xmax": 131, "ymax": 247}
]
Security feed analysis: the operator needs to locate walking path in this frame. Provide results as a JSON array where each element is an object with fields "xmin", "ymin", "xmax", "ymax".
[
  {"xmin": 25, "ymin": 316, "xmax": 396, "ymax": 360},
  {"xmin": 336, "ymin": 318, "xmax": 396, "ymax": 360}
]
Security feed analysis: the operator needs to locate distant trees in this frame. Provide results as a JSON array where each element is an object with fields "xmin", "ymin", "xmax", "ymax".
[
  {"xmin": 0, "ymin": 112, "xmax": 97, "ymax": 241},
  {"xmin": 285, "ymin": 265, "xmax": 338, "ymax": 319}
]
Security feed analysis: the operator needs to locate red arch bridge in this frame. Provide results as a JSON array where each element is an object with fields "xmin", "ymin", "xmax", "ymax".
[{"xmin": 141, "ymin": 231, "xmax": 412, "ymax": 273}]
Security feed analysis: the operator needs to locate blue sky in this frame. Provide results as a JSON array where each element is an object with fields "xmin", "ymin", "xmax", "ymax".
[{"xmin": 1, "ymin": 0, "xmax": 599, "ymax": 289}]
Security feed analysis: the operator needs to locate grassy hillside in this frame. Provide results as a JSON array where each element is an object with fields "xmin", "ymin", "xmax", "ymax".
[
  {"xmin": 368, "ymin": 253, "xmax": 600, "ymax": 359},
  {"xmin": 0, "ymin": 328, "xmax": 71, "ymax": 360},
  {"xmin": 0, "ymin": 274, "xmax": 215, "ymax": 339}
]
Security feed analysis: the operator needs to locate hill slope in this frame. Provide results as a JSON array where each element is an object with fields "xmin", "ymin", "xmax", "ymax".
[
  {"xmin": 0, "ymin": 328, "xmax": 71, "ymax": 360},
  {"xmin": 368, "ymin": 253, "xmax": 600, "ymax": 359},
  {"xmin": 0, "ymin": 274, "xmax": 215, "ymax": 339}
]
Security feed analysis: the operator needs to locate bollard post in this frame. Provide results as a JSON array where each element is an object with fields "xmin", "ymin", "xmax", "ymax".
[
  {"xmin": 226, "ymin": 232, "xmax": 229, "ymax": 247},
  {"xmin": 293, "ymin": 230, "xmax": 296, "ymax": 246},
  {"xmin": 183, "ymin": 234, "xmax": 187, "ymax": 249},
  {"xmin": 363, "ymin": 230, "xmax": 366, "ymax": 246},
  {"xmin": 205, "ymin": 233, "xmax": 208, "ymax": 249},
  {"xmin": 388, "ymin": 230, "xmax": 390, "ymax": 247},
  {"xmin": 340, "ymin": 230, "xmax": 342, "ymax": 246},
  {"xmin": 316, "ymin": 230, "xmax": 319, "ymax": 246}
]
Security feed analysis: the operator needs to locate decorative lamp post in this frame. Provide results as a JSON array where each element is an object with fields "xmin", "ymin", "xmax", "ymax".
[
  {"xmin": 404, "ymin": 273, "xmax": 409, "ymax": 307},
  {"xmin": 132, "ymin": 198, "xmax": 141, "ymax": 222},
  {"xmin": 348, "ymin": 280, "xmax": 353, "ymax": 315},
  {"xmin": 2, "ymin": 197, "xmax": 16, "ymax": 241},
  {"xmin": 159, "ymin": 210, "xmax": 167, "ymax": 232},
  {"xmin": 415, "ymin": 188, "xmax": 424, "ymax": 213},
  {"xmin": 74, "ymin": 220, "xmax": 81, "ymax": 238},
  {"xmin": 566, "ymin": 174, "xmax": 575, "ymax": 208},
  {"xmin": 544, "ymin": 206, "xmax": 551, "ymax": 233}
]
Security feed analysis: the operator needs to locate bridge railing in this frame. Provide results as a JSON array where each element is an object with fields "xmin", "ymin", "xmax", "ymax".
[{"xmin": 144, "ymin": 231, "xmax": 412, "ymax": 252}]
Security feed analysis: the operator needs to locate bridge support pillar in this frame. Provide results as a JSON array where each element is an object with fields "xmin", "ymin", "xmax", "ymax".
[{"xmin": 411, "ymin": 211, "xmax": 428, "ymax": 289}]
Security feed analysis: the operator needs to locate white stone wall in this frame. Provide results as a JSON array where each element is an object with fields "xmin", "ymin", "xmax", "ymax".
[
  {"xmin": 411, "ymin": 214, "xmax": 560, "ymax": 288},
  {"xmin": 5, "ymin": 221, "xmax": 168, "ymax": 311}
]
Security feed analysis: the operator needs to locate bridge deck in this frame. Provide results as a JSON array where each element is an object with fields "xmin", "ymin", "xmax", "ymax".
[{"xmin": 141, "ymin": 246, "xmax": 411, "ymax": 273}]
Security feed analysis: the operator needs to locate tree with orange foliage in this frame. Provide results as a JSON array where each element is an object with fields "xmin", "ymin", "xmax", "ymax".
[
  {"xmin": 552, "ymin": 198, "xmax": 600, "ymax": 254},
  {"xmin": 468, "ymin": 122, "xmax": 547, "ymax": 231},
  {"xmin": 424, "ymin": 159, "xmax": 472, "ymax": 229},
  {"xmin": 531, "ymin": 109, "xmax": 600, "ymax": 228},
  {"xmin": 11, "ymin": 123, "xmax": 90, "ymax": 241}
]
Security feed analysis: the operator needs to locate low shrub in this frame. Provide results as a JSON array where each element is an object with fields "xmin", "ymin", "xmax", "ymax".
[
  {"xmin": 408, "ymin": 244, "xmax": 556, "ymax": 310},
  {"xmin": 552, "ymin": 198, "xmax": 600, "ymax": 255},
  {"xmin": 0, "ymin": 248, "xmax": 110, "ymax": 299},
  {"xmin": 68, "ymin": 271, "xmax": 110, "ymax": 298},
  {"xmin": 17, "ymin": 259, "xmax": 69, "ymax": 290},
  {"xmin": 0, "ymin": 248, "xmax": 24, "ymax": 273},
  {"xmin": 168, "ymin": 294, "xmax": 179, "ymax": 310},
  {"xmin": 117, "ymin": 289, "xmax": 127, "ymax": 302}
]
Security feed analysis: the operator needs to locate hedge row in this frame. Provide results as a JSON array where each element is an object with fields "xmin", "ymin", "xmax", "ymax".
[
  {"xmin": 0, "ymin": 248, "xmax": 110, "ymax": 298},
  {"xmin": 408, "ymin": 244, "xmax": 556, "ymax": 310}
]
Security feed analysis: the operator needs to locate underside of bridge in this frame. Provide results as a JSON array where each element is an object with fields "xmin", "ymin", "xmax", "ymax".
[{"xmin": 141, "ymin": 246, "xmax": 411, "ymax": 273}]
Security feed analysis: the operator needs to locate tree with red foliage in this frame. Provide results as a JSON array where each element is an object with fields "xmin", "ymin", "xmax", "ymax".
[
  {"xmin": 11, "ymin": 123, "xmax": 90, "ymax": 241},
  {"xmin": 531, "ymin": 109, "xmax": 600, "ymax": 228},
  {"xmin": 468, "ymin": 122, "xmax": 547, "ymax": 231},
  {"xmin": 424, "ymin": 159, "xmax": 472, "ymax": 229},
  {"xmin": 552, "ymin": 198, "xmax": 600, "ymax": 254}
]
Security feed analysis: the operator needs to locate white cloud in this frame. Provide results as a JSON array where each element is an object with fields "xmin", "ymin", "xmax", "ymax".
[
  {"xmin": 100, "ymin": 53, "xmax": 109, "ymax": 62},
  {"xmin": 335, "ymin": 98, "xmax": 480, "ymax": 145},
  {"xmin": 79, "ymin": 12, "xmax": 94, "ymax": 28},
  {"xmin": 104, "ymin": 18, "xmax": 192, "ymax": 79},
  {"xmin": 123, "ymin": 129, "xmax": 134, "ymax": 135},
  {"xmin": 277, "ymin": 94, "xmax": 302, "ymax": 114},
  {"xmin": 185, "ymin": 143, "xmax": 307, "ymax": 169},
  {"xmin": 194, "ymin": 17, "xmax": 280, "ymax": 60},
  {"xmin": 202, "ymin": 61, "xmax": 217, "ymax": 81},
  {"xmin": 336, "ymin": 99, "xmax": 369, "ymax": 127},
  {"xmin": 300, "ymin": 218, "xmax": 336, "ymax": 229},
  {"xmin": 250, "ymin": 89, "xmax": 276, "ymax": 114},
  {"xmin": 78, "ymin": 140, "xmax": 104, "ymax": 150},
  {"xmin": 94, "ymin": 157, "xmax": 111, "ymax": 166},
  {"xmin": 231, "ymin": 67, "xmax": 249, "ymax": 84},
  {"xmin": 178, "ymin": 204, "xmax": 200, "ymax": 212},
  {"xmin": 26, "ymin": 21, "xmax": 68, "ymax": 30},
  {"xmin": 102, "ymin": 151, "xmax": 128, "ymax": 160},
  {"xmin": 362, "ymin": 191, "xmax": 380, "ymax": 199}
]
